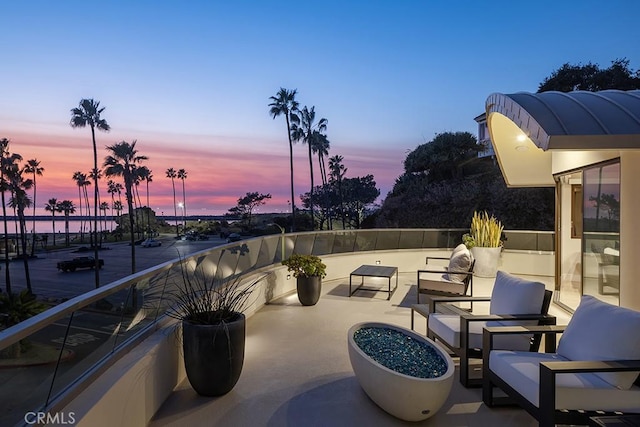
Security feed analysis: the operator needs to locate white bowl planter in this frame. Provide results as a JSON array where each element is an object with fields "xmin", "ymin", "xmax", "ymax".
[{"xmin": 347, "ymin": 322, "xmax": 454, "ymax": 421}]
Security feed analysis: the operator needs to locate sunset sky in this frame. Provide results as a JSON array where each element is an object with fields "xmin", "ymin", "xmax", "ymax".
[{"xmin": 1, "ymin": 1, "xmax": 639, "ymax": 216}]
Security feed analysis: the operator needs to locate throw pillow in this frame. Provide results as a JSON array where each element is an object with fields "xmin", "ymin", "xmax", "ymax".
[{"xmin": 445, "ymin": 245, "xmax": 472, "ymax": 283}]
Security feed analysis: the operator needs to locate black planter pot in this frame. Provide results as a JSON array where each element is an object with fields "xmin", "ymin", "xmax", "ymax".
[
  {"xmin": 296, "ymin": 276, "xmax": 322, "ymax": 306},
  {"xmin": 182, "ymin": 312, "xmax": 246, "ymax": 396}
]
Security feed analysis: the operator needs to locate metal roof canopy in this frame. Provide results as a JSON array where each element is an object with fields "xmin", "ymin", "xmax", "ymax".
[{"xmin": 485, "ymin": 90, "xmax": 640, "ymax": 187}]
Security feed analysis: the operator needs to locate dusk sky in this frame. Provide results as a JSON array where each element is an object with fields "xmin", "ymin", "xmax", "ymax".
[{"xmin": 1, "ymin": 1, "xmax": 639, "ymax": 216}]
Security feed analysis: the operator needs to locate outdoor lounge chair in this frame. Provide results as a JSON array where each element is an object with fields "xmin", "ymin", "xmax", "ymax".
[
  {"xmin": 417, "ymin": 243, "xmax": 475, "ymax": 302},
  {"xmin": 425, "ymin": 271, "xmax": 555, "ymax": 387},
  {"xmin": 483, "ymin": 295, "xmax": 640, "ymax": 427}
]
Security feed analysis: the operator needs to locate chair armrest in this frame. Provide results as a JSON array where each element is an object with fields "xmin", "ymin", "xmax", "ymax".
[
  {"xmin": 417, "ymin": 268, "xmax": 447, "ymax": 275},
  {"xmin": 425, "ymin": 295, "xmax": 490, "ymax": 314},
  {"xmin": 540, "ymin": 359, "xmax": 640, "ymax": 375},
  {"xmin": 483, "ymin": 324, "xmax": 564, "ymax": 355},
  {"xmin": 538, "ymin": 359, "xmax": 640, "ymax": 424},
  {"xmin": 426, "ymin": 256, "xmax": 450, "ymax": 264}
]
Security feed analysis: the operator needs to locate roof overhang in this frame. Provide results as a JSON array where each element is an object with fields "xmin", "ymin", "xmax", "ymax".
[{"xmin": 485, "ymin": 90, "xmax": 640, "ymax": 187}]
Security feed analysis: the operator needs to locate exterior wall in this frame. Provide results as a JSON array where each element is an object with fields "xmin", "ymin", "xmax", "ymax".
[{"xmin": 620, "ymin": 152, "xmax": 640, "ymax": 310}]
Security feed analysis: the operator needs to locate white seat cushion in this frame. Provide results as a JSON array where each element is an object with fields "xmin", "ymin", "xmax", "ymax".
[
  {"xmin": 418, "ymin": 276, "xmax": 466, "ymax": 295},
  {"xmin": 490, "ymin": 350, "xmax": 640, "ymax": 412},
  {"xmin": 429, "ymin": 314, "xmax": 532, "ymax": 350},
  {"xmin": 557, "ymin": 295, "xmax": 640, "ymax": 390}
]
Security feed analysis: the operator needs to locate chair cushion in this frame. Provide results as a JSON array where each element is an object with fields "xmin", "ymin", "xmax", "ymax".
[
  {"xmin": 490, "ymin": 350, "xmax": 640, "ymax": 411},
  {"xmin": 429, "ymin": 314, "xmax": 533, "ymax": 351},
  {"xmin": 445, "ymin": 244, "xmax": 472, "ymax": 283},
  {"xmin": 557, "ymin": 295, "xmax": 640, "ymax": 390},
  {"xmin": 489, "ymin": 271, "xmax": 546, "ymax": 326}
]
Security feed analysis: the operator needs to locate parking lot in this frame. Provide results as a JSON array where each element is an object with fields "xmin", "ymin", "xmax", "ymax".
[{"xmin": 3, "ymin": 234, "xmax": 229, "ymax": 301}]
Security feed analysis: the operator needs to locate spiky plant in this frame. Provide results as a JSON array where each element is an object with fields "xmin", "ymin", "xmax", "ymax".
[
  {"xmin": 149, "ymin": 258, "xmax": 267, "ymax": 325},
  {"xmin": 464, "ymin": 211, "xmax": 504, "ymax": 248}
]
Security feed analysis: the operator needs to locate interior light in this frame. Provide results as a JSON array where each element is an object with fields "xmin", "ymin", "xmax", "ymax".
[
  {"xmin": 516, "ymin": 134, "xmax": 527, "ymax": 142},
  {"xmin": 515, "ymin": 145, "xmax": 529, "ymax": 152}
]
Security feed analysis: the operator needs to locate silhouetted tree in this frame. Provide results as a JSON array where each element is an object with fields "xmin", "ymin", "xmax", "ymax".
[
  {"xmin": 538, "ymin": 58, "xmax": 640, "ymax": 92},
  {"xmin": 70, "ymin": 98, "xmax": 110, "ymax": 288},
  {"xmin": 104, "ymin": 140, "xmax": 148, "ymax": 276},
  {"xmin": 228, "ymin": 192, "xmax": 272, "ymax": 230},
  {"xmin": 269, "ymin": 88, "xmax": 300, "ymax": 231}
]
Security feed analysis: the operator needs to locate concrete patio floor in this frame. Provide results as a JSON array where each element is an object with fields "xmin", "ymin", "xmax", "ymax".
[{"xmin": 148, "ymin": 272, "xmax": 570, "ymax": 426}]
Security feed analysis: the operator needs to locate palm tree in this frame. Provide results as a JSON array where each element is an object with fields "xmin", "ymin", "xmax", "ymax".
[
  {"xmin": 166, "ymin": 167, "xmax": 179, "ymax": 237},
  {"xmin": 72, "ymin": 171, "xmax": 88, "ymax": 240},
  {"xmin": 329, "ymin": 155, "xmax": 347, "ymax": 229},
  {"xmin": 177, "ymin": 168, "xmax": 187, "ymax": 230},
  {"xmin": 23, "ymin": 159, "xmax": 44, "ymax": 255},
  {"xmin": 100, "ymin": 201, "xmax": 109, "ymax": 232},
  {"xmin": 107, "ymin": 180, "xmax": 118, "ymax": 230},
  {"xmin": 311, "ymin": 132, "xmax": 331, "ymax": 228},
  {"xmin": 58, "ymin": 200, "xmax": 76, "ymax": 246},
  {"xmin": 142, "ymin": 169, "xmax": 153, "ymax": 235},
  {"xmin": 70, "ymin": 98, "xmax": 110, "ymax": 288},
  {"xmin": 104, "ymin": 140, "xmax": 148, "ymax": 276},
  {"xmin": 291, "ymin": 105, "xmax": 327, "ymax": 229},
  {"xmin": 44, "ymin": 198, "xmax": 60, "ymax": 247},
  {"xmin": 312, "ymin": 131, "xmax": 330, "ymax": 186},
  {"xmin": 8, "ymin": 170, "xmax": 33, "ymax": 293},
  {"xmin": 0, "ymin": 138, "xmax": 18, "ymax": 293},
  {"xmin": 269, "ymin": 88, "xmax": 300, "ymax": 231}
]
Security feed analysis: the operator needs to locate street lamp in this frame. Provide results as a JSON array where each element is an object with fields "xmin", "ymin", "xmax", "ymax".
[
  {"xmin": 269, "ymin": 223, "xmax": 286, "ymax": 261},
  {"xmin": 178, "ymin": 202, "xmax": 185, "ymax": 231}
]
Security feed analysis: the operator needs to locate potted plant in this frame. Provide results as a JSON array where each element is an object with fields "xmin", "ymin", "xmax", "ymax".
[
  {"xmin": 157, "ymin": 259, "xmax": 267, "ymax": 396},
  {"xmin": 463, "ymin": 211, "xmax": 504, "ymax": 278},
  {"xmin": 282, "ymin": 254, "xmax": 326, "ymax": 306}
]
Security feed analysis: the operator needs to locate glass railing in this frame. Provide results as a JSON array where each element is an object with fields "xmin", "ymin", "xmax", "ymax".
[{"xmin": 0, "ymin": 228, "xmax": 553, "ymax": 426}]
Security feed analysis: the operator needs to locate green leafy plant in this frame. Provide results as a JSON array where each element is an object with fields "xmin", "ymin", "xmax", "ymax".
[
  {"xmin": 0, "ymin": 290, "xmax": 48, "ymax": 328},
  {"xmin": 463, "ymin": 211, "xmax": 504, "ymax": 248},
  {"xmin": 147, "ymin": 257, "xmax": 268, "ymax": 325},
  {"xmin": 282, "ymin": 254, "xmax": 327, "ymax": 278}
]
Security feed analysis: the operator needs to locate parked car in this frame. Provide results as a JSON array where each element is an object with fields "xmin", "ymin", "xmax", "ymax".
[
  {"xmin": 57, "ymin": 256, "xmax": 104, "ymax": 272},
  {"xmin": 141, "ymin": 238, "xmax": 162, "ymax": 248},
  {"xmin": 226, "ymin": 233, "xmax": 242, "ymax": 243}
]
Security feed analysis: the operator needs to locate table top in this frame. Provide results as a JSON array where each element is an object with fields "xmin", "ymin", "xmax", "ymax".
[{"xmin": 351, "ymin": 265, "xmax": 397, "ymax": 278}]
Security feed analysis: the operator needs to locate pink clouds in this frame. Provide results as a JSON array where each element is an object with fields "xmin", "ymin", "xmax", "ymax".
[{"xmin": 2, "ymin": 128, "xmax": 407, "ymax": 216}]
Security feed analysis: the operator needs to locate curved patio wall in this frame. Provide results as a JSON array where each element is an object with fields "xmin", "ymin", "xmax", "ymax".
[{"xmin": 0, "ymin": 229, "xmax": 553, "ymax": 427}]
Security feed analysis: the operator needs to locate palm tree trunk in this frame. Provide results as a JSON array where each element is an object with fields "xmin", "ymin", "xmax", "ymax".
[
  {"xmin": 1, "ymin": 189, "xmax": 11, "ymax": 294},
  {"xmin": 286, "ymin": 114, "xmax": 296, "ymax": 232},
  {"xmin": 171, "ymin": 178, "xmax": 178, "ymax": 237},
  {"xmin": 18, "ymin": 209, "xmax": 32, "ymax": 292},
  {"xmin": 51, "ymin": 212, "xmax": 56, "ymax": 246},
  {"xmin": 308, "ymin": 144, "xmax": 315, "ymax": 229},
  {"xmin": 77, "ymin": 186, "xmax": 83, "ymax": 242},
  {"xmin": 65, "ymin": 213, "xmax": 70, "ymax": 246},
  {"xmin": 91, "ymin": 126, "xmax": 100, "ymax": 288},
  {"xmin": 30, "ymin": 179, "xmax": 37, "ymax": 256},
  {"xmin": 181, "ymin": 179, "xmax": 186, "ymax": 230}
]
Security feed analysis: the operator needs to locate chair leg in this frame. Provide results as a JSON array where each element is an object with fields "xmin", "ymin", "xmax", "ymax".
[{"xmin": 460, "ymin": 354, "xmax": 469, "ymax": 387}]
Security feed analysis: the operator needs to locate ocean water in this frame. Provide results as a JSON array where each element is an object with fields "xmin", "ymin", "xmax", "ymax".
[{"xmin": 2, "ymin": 219, "xmax": 117, "ymax": 234}]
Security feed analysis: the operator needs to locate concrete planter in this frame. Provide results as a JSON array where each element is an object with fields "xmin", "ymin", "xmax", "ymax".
[
  {"xmin": 296, "ymin": 276, "xmax": 322, "ymax": 306},
  {"xmin": 347, "ymin": 322, "xmax": 454, "ymax": 421},
  {"xmin": 470, "ymin": 246, "xmax": 502, "ymax": 278}
]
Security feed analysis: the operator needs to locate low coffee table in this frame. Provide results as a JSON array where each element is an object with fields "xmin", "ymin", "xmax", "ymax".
[{"xmin": 349, "ymin": 265, "xmax": 398, "ymax": 300}]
